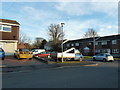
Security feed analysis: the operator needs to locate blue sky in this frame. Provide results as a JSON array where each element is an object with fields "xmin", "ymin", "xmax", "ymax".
[{"xmin": 1, "ymin": 0, "xmax": 118, "ymax": 42}]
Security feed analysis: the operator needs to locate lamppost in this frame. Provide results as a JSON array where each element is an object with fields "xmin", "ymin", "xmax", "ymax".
[
  {"xmin": 93, "ymin": 36, "xmax": 95, "ymax": 55},
  {"xmin": 61, "ymin": 23, "xmax": 65, "ymax": 62},
  {"xmin": 93, "ymin": 36, "xmax": 100, "ymax": 55}
]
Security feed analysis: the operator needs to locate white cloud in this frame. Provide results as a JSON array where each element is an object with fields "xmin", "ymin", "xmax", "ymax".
[
  {"xmin": 55, "ymin": 2, "xmax": 118, "ymax": 17},
  {"xmin": 98, "ymin": 24, "xmax": 118, "ymax": 36},
  {"xmin": 62, "ymin": 19, "xmax": 118, "ymax": 40},
  {"xmin": 55, "ymin": 2, "xmax": 92, "ymax": 16},
  {"xmin": 91, "ymin": 2, "xmax": 118, "ymax": 17},
  {"xmin": 22, "ymin": 6, "xmax": 59, "ymax": 21}
]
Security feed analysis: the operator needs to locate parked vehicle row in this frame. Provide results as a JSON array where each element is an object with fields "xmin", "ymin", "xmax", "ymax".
[{"xmin": 1, "ymin": 48, "xmax": 115, "ymax": 62}]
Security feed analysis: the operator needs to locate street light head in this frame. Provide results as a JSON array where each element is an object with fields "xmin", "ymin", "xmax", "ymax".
[{"xmin": 61, "ymin": 23, "xmax": 65, "ymax": 27}]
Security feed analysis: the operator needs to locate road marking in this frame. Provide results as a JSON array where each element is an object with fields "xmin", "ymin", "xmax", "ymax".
[{"xmin": 83, "ymin": 63, "xmax": 98, "ymax": 66}]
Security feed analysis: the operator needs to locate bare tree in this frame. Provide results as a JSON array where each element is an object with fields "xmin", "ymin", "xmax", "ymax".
[
  {"xmin": 32, "ymin": 38, "xmax": 47, "ymax": 49},
  {"xmin": 48, "ymin": 24, "xmax": 64, "ymax": 43},
  {"xmin": 19, "ymin": 31, "xmax": 31, "ymax": 44},
  {"xmin": 83, "ymin": 28, "xmax": 98, "ymax": 38},
  {"xmin": 48, "ymin": 24, "xmax": 65, "ymax": 51}
]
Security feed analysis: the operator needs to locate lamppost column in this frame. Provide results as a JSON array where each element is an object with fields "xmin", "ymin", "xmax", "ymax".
[
  {"xmin": 61, "ymin": 23, "xmax": 64, "ymax": 62},
  {"xmin": 93, "ymin": 36, "xmax": 95, "ymax": 55}
]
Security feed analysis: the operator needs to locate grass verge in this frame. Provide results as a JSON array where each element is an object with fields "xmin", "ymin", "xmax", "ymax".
[
  {"xmin": 114, "ymin": 58, "xmax": 120, "ymax": 60},
  {"xmin": 84, "ymin": 56, "xmax": 93, "ymax": 59},
  {"xmin": 57, "ymin": 61, "xmax": 83, "ymax": 64}
]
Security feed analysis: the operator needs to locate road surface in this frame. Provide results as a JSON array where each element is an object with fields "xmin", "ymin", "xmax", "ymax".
[{"xmin": 2, "ymin": 61, "xmax": 119, "ymax": 88}]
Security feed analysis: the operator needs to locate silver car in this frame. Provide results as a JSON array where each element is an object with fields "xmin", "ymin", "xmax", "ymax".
[{"xmin": 93, "ymin": 53, "xmax": 114, "ymax": 62}]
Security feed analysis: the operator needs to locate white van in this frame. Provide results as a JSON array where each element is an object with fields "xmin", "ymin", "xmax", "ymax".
[{"xmin": 31, "ymin": 49, "xmax": 45, "ymax": 55}]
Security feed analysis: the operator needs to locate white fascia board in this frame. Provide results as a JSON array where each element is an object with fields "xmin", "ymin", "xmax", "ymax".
[
  {"xmin": 0, "ymin": 22, "xmax": 20, "ymax": 26},
  {"xmin": 0, "ymin": 40, "xmax": 18, "ymax": 43}
]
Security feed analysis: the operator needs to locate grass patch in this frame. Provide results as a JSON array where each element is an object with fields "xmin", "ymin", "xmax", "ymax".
[
  {"xmin": 57, "ymin": 61, "xmax": 82, "ymax": 64},
  {"xmin": 84, "ymin": 56, "xmax": 93, "ymax": 59},
  {"xmin": 114, "ymin": 58, "xmax": 120, "ymax": 60}
]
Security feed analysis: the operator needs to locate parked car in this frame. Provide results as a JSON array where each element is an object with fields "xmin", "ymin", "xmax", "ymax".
[
  {"xmin": 0, "ymin": 48, "xmax": 5, "ymax": 60},
  {"xmin": 93, "ymin": 53, "xmax": 114, "ymax": 62},
  {"xmin": 34, "ymin": 52, "xmax": 51, "ymax": 58},
  {"xmin": 31, "ymin": 49, "xmax": 45, "ymax": 55},
  {"xmin": 14, "ymin": 49, "xmax": 33, "ymax": 60},
  {"xmin": 51, "ymin": 48, "xmax": 84, "ymax": 61}
]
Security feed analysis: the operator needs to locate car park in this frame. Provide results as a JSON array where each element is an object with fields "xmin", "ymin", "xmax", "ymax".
[
  {"xmin": 93, "ymin": 53, "xmax": 114, "ymax": 62},
  {"xmin": 14, "ymin": 49, "xmax": 33, "ymax": 60},
  {"xmin": 34, "ymin": 52, "xmax": 51, "ymax": 58},
  {"xmin": 0, "ymin": 48, "xmax": 5, "ymax": 60}
]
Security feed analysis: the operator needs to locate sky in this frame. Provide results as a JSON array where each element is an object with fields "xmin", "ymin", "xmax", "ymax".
[{"xmin": 1, "ymin": 0, "xmax": 119, "ymax": 42}]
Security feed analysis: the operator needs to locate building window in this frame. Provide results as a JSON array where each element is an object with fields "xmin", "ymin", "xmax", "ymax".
[
  {"xmin": 102, "ymin": 49, "xmax": 107, "ymax": 53},
  {"xmin": 0, "ymin": 25, "xmax": 11, "ymax": 32},
  {"xmin": 71, "ymin": 43, "xmax": 74, "ymax": 46},
  {"xmin": 95, "ymin": 49, "xmax": 100, "ymax": 53},
  {"xmin": 112, "ymin": 40, "xmax": 117, "ymax": 44},
  {"xmin": 75, "ymin": 43, "xmax": 79, "ymax": 46},
  {"xmin": 95, "ymin": 42, "xmax": 98, "ymax": 45},
  {"xmin": 102, "ymin": 41, "xmax": 107, "ymax": 45},
  {"xmin": 67, "ymin": 44, "xmax": 70, "ymax": 47},
  {"xmin": 89, "ymin": 42, "xmax": 92, "ymax": 45},
  {"xmin": 112, "ymin": 49, "xmax": 119, "ymax": 53}
]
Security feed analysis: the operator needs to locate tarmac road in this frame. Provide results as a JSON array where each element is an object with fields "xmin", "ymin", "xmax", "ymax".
[{"xmin": 2, "ymin": 60, "xmax": 119, "ymax": 88}]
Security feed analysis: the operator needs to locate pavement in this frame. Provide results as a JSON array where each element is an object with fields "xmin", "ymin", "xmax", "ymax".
[{"xmin": 1, "ymin": 56, "xmax": 98, "ymax": 73}]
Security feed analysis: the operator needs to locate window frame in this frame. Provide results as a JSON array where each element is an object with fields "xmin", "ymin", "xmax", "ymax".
[
  {"xmin": 75, "ymin": 43, "xmax": 79, "ymax": 46},
  {"xmin": 102, "ymin": 41, "xmax": 107, "ymax": 45},
  {"xmin": 112, "ymin": 40, "xmax": 117, "ymax": 44},
  {"xmin": 71, "ymin": 43, "xmax": 74, "ymax": 46},
  {"xmin": 0, "ymin": 24, "xmax": 12, "ymax": 32},
  {"xmin": 67, "ymin": 44, "xmax": 70, "ymax": 47},
  {"xmin": 112, "ymin": 49, "xmax": 119, "ymax": 53}
]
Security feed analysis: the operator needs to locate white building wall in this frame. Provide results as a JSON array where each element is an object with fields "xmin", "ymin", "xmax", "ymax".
[{"xmin": 0, "ymin": 41, "xmax": 17, "ymax": 55}]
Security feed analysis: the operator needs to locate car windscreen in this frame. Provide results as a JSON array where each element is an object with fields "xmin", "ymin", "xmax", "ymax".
[
  {"xmin": 106, "ymin": 53, "xmax": 112, "ymax": 56},
  {"xmin": 20, "ymin": 49, "xmax": 29, "ymax": 52}
]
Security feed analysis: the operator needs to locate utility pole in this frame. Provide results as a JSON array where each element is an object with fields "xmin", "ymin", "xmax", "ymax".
[
  {"xmin": 61, "ymin": 23, "xmax": 65, "ymax": 62},
  {"xmin": 93, "ymin": 36, "xmax": 95, "ymax": 55},
  {"xmin": 93, "ymin": 36, "xmax": 100, "ymax": 55}
]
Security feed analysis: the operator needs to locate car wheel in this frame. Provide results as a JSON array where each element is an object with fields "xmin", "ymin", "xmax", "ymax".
[
  {"xmin": 93, "ymin": 58, "xmax": 96, "ymax": 61},
  {"xmin": 29, "ymin": 58, "xmax": 32, "ymax": 60},
  {"xmin": 110, "ymin": 60, "xmax": 114, "ymax": 62},
  {"xmin": 103, "ymin": 58, "xmax": 107, "ymax": 62},
  {"xmin": 2, "ymin": 57, "xmax": 5, "ymax": 60},
  {"xmin": 14, "ymin": 54, "xmax": 16, "ymax": 58},
  {"xmin": 79, "ymin": 58, "xmax": 82, "ymax": 61},
  {"xmin": 17, "ymin": 56, "xmax": 20, "ymax": 60}
]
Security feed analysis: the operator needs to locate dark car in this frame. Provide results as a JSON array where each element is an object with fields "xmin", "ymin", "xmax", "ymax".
[{"xmin": 0, "ymin": 48, "xmax": 5, "ymax": 60}]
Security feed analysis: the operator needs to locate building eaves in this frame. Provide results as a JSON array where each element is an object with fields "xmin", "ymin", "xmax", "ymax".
[
  {"xmin": 0, "ymin": 19, "xmax": 20, "ymax": 25},
  {"xmin": 67, "ymin": 34, "xmax": 120, "ymax": 43}
]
